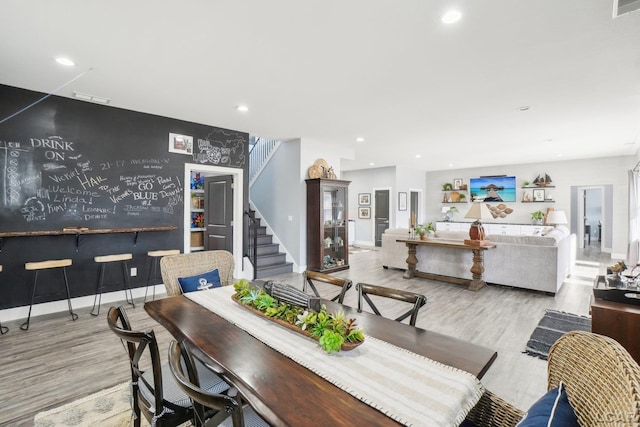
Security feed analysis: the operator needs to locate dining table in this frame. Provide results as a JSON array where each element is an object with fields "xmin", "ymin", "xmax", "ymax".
[{"xmin": 144, "ymin": 286, "xmax": 497, "ymax": 427}]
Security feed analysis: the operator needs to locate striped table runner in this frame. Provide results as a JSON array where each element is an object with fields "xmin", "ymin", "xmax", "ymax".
[{"xmin": 187, "ymin": 287, "xmax": 484, "ymax": 426}]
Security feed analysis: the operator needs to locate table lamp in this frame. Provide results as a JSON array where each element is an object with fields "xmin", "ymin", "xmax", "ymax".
[
  {"xmin": 464, "ymin": 203, "xmax": 493, "ymax": 246},
  {"xmin": 546, "ymin": 210, "xmax": 568, "ymax": 227}
]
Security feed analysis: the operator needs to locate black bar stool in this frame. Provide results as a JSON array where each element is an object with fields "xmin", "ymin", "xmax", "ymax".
[
  {"xmin": 91, "ymin": 253, "xmax": 135, "ymax": 316},
  {"xmin": 0, "ymin": 265, "xmax": 7, "ymax": 335},
  {"xmin": 144, "ymin": 249, "xmax": 180, "ymax": 302},
  {"xmin": 20, "ymin": 259, "xmax": 78, "ymax": 331}
]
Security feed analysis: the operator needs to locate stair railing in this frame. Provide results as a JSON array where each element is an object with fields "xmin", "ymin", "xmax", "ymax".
[
  {"xmin": 245, "ymin": 210, "xmax": 258, "ymax": 280},
  {"xmin": 249, "ymin": 137, "xmax": 281, "ymax": 185}
]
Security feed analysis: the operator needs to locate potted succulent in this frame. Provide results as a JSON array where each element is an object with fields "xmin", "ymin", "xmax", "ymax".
[
  {"xmin": 531, "ymin": 210, "xmax": 545, "ymax": 225},
  {"xmin": 458, "ymin": 193, "xmax": 466, "ymax": 201}
]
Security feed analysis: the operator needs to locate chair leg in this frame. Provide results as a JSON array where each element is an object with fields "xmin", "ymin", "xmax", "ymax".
[
  {"xmin": 143, "ymin": 257, "xmax": 157, "ymax": 303},
  {"xmin": 62, "ymin": 267, "xmax": 78, "ymax": 321},
  {"xmin": 122, "ymin": 261, "xmax": 135, "ymax": 308},
  {"xmin": 0, "ymin": 321, "xmax": 8, "ymax": 334},
  {"xmin": 90, "ymin": 264, "xmax": 106, "ymax": 316},
  {"xmin": 20, "ymin": 271, "xmax": 39, "ymax": 330}
]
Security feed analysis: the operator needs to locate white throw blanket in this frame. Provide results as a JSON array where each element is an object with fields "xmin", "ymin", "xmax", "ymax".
[{"xmin": 186, "ymin": 287, "xmax": 484, "ymax": 426}]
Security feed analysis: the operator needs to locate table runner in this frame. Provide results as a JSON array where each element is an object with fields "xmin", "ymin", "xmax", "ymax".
[{"xmin": 186, "ymin": 287, "xmax": 484, "ymax": 426}]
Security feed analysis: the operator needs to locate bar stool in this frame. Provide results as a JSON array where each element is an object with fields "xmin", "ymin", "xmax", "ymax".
[
  {"xmin": 0, "ymin": 265, "xmax": 7, "ymax": 335},
  {"xmin": 21, "ymin": 259, "xmax": 78, "ymax": 331},
  {"xmin": 91, "ymin": 253, "xmax": 134, "ymax": 316},
  {"xmin": 144, "ymin": 249, "xmax": 180, "ymax": 302}
]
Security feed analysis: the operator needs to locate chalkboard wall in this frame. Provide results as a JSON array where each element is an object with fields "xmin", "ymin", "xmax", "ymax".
[{"xmin": 0, "ymin": 84, "xmax": 249, "ymax": 310}]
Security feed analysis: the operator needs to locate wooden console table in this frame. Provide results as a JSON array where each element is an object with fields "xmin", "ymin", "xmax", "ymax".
[{"xmin": 397, "ymin": 239, "xmax": 495, "ymax": 291}]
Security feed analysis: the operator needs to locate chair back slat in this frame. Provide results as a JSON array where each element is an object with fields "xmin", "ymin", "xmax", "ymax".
[
  {"xmin": 303, "ymin": 270, "xmax": 352, "ymax": 303},
  {"xmin": 356, "ymin": 282, "xmax": 427, "ymax": 326}
]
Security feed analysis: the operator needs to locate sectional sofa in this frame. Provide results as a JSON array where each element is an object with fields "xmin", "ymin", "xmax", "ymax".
[{"xmin": 381, "ymin": 225, "xmax": 576, "ymax": 294}]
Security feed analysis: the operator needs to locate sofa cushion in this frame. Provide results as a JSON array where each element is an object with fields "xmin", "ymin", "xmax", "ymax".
[
  {"xmin": 487, "ymin": 234, "xmax": 558, "ymax": 246},
  {"xmin": 516, "ymin": 382, "xmax": 579, "ymax": 427},
  {"xmin": 178, "ymin": 268, "xmax": 221, "ymax": 293}
]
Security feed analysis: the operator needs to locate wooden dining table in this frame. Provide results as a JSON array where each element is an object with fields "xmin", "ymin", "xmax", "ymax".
[{"xmin": 145, "ymin": 293, "xmax": 497, "ymax": 427}]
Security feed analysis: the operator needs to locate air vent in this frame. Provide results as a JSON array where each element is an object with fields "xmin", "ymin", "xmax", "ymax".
[{"xmin": 613, "ymin": 0, "xmax": 640, "ymax": 17}]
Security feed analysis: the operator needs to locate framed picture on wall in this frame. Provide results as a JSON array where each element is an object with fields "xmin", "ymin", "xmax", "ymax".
[
  {"xmin": 358, "ymin": 207, "xmax": 371, "ymax": 219},
  {"xmin": 358, "ymin": 193, "xmax": 371, "ymax": 206},
  {"xmin": 398, "ymin": 192, "xmax": 407, "ymax": 211},
  {"xmin": 168, "ymin": 133, "xmax": 193, "ymax": 155}
]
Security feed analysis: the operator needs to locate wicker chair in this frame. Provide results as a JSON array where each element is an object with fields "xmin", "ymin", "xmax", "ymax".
[
  {"xmin": 465, "ymin": 331, "xmax": 640, "ymax": 426},
  {"xmin": 160, "ymin": 250, "xmax": 234, "ymax": 297}
]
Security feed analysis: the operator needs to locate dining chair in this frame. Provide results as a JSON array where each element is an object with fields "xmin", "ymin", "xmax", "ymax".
[
  {"xmin": 107, "ymin": 306, "xmax": 229, "ymax": 427},
  {"xmin": 160, "ymin": 250, "xmax": 234, "ymax": 297},
  {"xmin": 302, "ymin": 270, "xmax": 352, "ymax": 303},
  {"xmin": 356, "ymin": 282, "xmax": 427, "ymax": 326},
  {"xmin": 168, "ymin": 340, "xmax": 269, "ymax": 427}
]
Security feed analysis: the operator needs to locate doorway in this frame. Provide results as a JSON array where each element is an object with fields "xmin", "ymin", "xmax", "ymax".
[
  {"xmin": 410, "ymin": 190, "xmax": 420, "ymax": 227},
  {"xmin": 574, "ymin": 185, "xmax": 605, "ymax": 250},
  {"xmin": 374, "ymin": 188, "xmax": 390, "ymax": 246},
  {"xmin": 183, "ymin": 163, "xmax": 244, "ymax": 278}
]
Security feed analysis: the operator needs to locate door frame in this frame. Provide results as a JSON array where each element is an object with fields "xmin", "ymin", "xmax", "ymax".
[
  {"xmin": 372, "ymin": 186, "xmax": 392, "ymax": 245},
  {"xmin": 576, "ymin": 185, "xmax": 605, "ymax": 250},
  {"xmin": 184, "ymin": 163, "xmax": 244, "ymax": 278}
]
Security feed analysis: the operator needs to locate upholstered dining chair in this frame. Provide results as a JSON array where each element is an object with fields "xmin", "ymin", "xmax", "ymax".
[
  {"xmin": 168, "ymin": 340, "xmax": 269, "ymax": 427},
  {"xmin": 302, "ymin": 270, "xmax": 352, "ymax": 304},
  {"xmin": 107, "ymin": 306, "xmax": 229, "ymax": 427},
  {"xmin": 160, "ymin": 250, "xmax": 234, "ymax": 297},
  {"xmin": 356, "ymin": 282, "xmax": 427, "ymax": 326}
]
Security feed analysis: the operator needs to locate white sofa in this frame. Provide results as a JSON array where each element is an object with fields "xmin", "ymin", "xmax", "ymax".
[{"xmin": 382, "ymin": 226, "xmax": 576, "ymax": 294}]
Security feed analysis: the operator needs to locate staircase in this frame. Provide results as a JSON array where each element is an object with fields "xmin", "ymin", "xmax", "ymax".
[{"xmin": 249, "ymin": 213, "xmax": 293, "ymax": 279}]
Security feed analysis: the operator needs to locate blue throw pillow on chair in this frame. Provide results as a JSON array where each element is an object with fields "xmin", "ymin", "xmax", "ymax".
[
  {"xmin": 178, "ymin": 269, "xmax": 221, "ymax": 293},
  {"xmin": 516, "ymin": 382, "xmax": 579, "ymax": 427}
]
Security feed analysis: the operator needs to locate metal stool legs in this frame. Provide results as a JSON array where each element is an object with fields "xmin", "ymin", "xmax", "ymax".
[
  {"xmin": 144, "ymin": 256, "xmax": 161, "ymax": 302},
  {"xmin": 21, "ymin": 267, "xmax": 78, "ymax": 331},
  {"xmin": 91, "ymin": 260, "xmax": 135, "ymax": 317}
]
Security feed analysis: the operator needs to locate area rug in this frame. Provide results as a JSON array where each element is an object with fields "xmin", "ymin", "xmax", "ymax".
[
  {"xmin": 34, "ymin": 382, "xmax": 133, "ymax": 427},
  {"xmin": 524, "ymin": 309, "xmax": 591, "ymax": 360}
]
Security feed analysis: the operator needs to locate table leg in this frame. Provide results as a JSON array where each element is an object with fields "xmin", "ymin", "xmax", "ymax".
[
  {"xmin": 403, "ymin": 242, "xmax": 418, "ymax": 279},
  {"xmin": 468, "ymin": 249, "xmax": 486, "ymax": 291}
]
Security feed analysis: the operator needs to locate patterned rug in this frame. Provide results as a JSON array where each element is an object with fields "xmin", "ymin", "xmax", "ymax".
[
  {"xmin": 524, "ymin": 309, "xmax": 591, "ymax": 360},
  {"xmin": 34, "ymin": 382, "xmax": 133, "ymax": 427}
]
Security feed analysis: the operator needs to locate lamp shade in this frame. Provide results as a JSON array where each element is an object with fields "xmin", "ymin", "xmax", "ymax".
[
  {"xmin": 464, "ymin": 203, "xmax": 493, "ymax": 220},
  {"xmin": 546, "ymin": 210, "xmax": 568, "ymax": 225}
]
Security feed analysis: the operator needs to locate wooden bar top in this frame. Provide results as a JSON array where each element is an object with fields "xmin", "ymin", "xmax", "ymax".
[{"xmin": 0, "ymin": 225, "xmax": 177, "ymax": 237}]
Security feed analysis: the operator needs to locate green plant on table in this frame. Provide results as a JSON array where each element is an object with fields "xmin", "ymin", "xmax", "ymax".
[{"xmin": 233, "ymin": 280, "xmax": 364, "ymax": 354}]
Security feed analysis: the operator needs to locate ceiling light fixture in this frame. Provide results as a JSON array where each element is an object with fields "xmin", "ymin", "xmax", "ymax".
[
  {"xmin": 55, "ymin": 57, "xmax": 75, "ymax": 66},
  {"xmin": 236, "ymin": 105, "xmax": 249, "ymax": 112},
  {"xmin": 73, "ymin": 92, "xmax": 110, "ymax": 104},
  {"xmin": 442, "ymin": 10, "xmax": 462, "ymax": 24},
  {"xmin": 369, "ymin": 162, "xmax": 375, "ymax": 166},
  {"xmin": 518, "ymin": 106, "xmax": 531, "ymax": 111},
  {"xmin": 415, "ymin": 154, "xmax": 421, "ymax": 158},
  {"xmin": 356, "ymin": 137, "xmax": 365, "ymax": 142}
]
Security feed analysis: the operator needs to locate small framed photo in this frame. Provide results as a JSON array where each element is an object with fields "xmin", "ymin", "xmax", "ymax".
[
  {"xmin": 358, "ymin": 207, "xmax": 371, "ymax": 219},
  {"xmin": 453, "ymin": 178, "xmax": 463, "ymax": 190},
  {"xmin": 358, "ymin": 193, "xmax": 371, "ymax": 206},
  {"xmin": 398, "ymin": 192, "xmax": 407, "ymax": 211},
  {"xmin": 533, "ymin": 188, "xmax": 545, "ymax": 202},
  {"xmin": 169, "ymin": 133, "xmax": 193, "ymax": 155}
]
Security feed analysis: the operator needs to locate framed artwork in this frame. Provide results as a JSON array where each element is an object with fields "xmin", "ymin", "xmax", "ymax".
[
  {"xmin": 533, "ymin": 188, "xmax": 545, "ymax": 202},
  {"xmin": 358, "ymin": 193, "xmax": 371, "ymax": 206},
  {"xmin": 168, "ymin": 133, "xmax": 193, "ymax": 155},
  {"xmin": 398, "ymin": 192, "xmax": 407, "ymax": 211},
  {"xmin": 453, "ymin": 178, "xmax": 463, "ymax": 190},
  {"xmin": 358, "ymin": 207, "xmax": 371, "ymax": 219}
]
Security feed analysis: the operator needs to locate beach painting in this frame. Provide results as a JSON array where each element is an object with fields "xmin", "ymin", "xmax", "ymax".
[{"xmin": 469, "ymin": 176, "xmax": 516, "ymax": 202}]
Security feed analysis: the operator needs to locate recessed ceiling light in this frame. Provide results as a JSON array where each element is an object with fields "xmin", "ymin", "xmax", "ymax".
[
  {"xmin": 449, "ymin": 163, "xmax": 454, "ymax": 167},
  {"xmin": 369, "ymin": 162, "xmax": 375, "ymax": 166},
  {"xmin": 442, "ymin": 10, "xmax": 462, "ymax": 24},
  {"xmin": 356, "ymin": 137, "xmax": 365, "ymax": 142},
  {"xmin": 56, "ymin": 57, "xmax": 75, "ymax": 67},
  {"xmin": 518, "ymin": 106, "xmax": 531, "ymax": 111},
  {"xmin": 236, "ymin": 105, "xmax": 249, "ymax": 112},
  {"xmin": 415, "ymin": 154, "xmax": 422, "ymax": 158}
]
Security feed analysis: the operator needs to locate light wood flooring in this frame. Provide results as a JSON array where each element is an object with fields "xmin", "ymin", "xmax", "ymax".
[{"xmin": 0, "ymin": 246, "xmax": 612, "ymax": 426}]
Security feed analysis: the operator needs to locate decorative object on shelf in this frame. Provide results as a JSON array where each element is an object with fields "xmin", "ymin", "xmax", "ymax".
[
  {"xmin": 546, "ymin": 210, "xmax": 568, "ymax": 227},
  {"xmin": 442, "ymin": 182, "xmax": 454, "ymax": 190},
  {"xmin": 533, "ymin": 188, "xmax": 545, "ymax": 202},
  {"xmin": 486, "ymin": 203, "xmax": 513, "ymax": 219},
  {"xmin": 233, "ymin": 279, "xmax": 365, "ymax": 354},
  {"xmin": 453, "ymin": 178, "xmax": 463, "ymax": 190},
  {"xmin": 324, "ymin": 236, "xmax": 333, "ymax": 248},
  {"xmin": 458, "ymin": 193, "xmax": 466, "ymax": 201},
  {"xmin": 398, "ymin": 192, "xmax": 407, "ymax": 211},
  {"xmin": 308, "ymin": 164, "xmax": 323, "ymax": 179},
  {"xmin": 308, "ymin": 158, "xmax": 336, "ymax": 179},
  {"xmin": 459, "ymin": 183, "xmax": 468, "ymax": 190},
  {"xmin": 523, "ymin": 180, "xmax": 531, "ymax": 187},
  {"xmin": 358, "ymin": 207, "xmax": 371, "ymax": 219},
  {"xmin": 533, "ymin": 173, "xmax": 553, "ymax": 187},
  {"xmin": 464, "ymin": 203, "xmax": 493, "ymax": 246},
  {"xmin": 606, "ymin": 261, "xmax": 628, "ymax": 288},
  {"xmin": 522, "ymin": 191, "xmax": 532, "ymax": 202},
  {"xmin": 531, "ymin": 210, "xmax": 545, "ymax": 225},
  {"xmin": 358, "ymin": 193, "xmax": 370, "ymax": 206},
  {"xmin": 448, "ymin": 191, "xmax": 460, "ymax": 202},
  {"xmin": 326, "ymin": 167, "xmax": 337, "ymax": 179}
]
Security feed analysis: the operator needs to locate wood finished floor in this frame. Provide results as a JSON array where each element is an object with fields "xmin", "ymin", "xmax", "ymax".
[{"xmin": 0, "ymin": 244, "xmax": 612, "ymax": 426}]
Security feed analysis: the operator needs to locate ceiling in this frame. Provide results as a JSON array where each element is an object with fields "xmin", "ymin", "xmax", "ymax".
[{"xmin": 1, "ymin": 0, "xmax": 639, "ymax": 172}]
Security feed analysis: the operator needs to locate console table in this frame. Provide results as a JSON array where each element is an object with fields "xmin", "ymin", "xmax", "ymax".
[{"xmin": 397, "ymin": 239, "xmax": 495, "ymax": 291}]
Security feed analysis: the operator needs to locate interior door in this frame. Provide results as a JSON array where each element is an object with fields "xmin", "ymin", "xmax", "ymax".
[
  {"xmin": 205, "ymin": 175, "xmax": 233, "ymax": 252},
  {"xmin": 374, "ymin": 189, "xmax": 390, "ymax": 246}
]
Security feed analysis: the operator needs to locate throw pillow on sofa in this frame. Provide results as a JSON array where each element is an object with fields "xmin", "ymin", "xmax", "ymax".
[
  {"xmin": 516, "ymin": 382, "xmax": 579, "ymax": 427},
  {"xmin": 178, "ymin": 268, "xmax": 222, "ymax": 293}
]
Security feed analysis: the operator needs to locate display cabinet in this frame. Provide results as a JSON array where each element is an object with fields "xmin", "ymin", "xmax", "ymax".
[
  {"xmin": 306, "ymin": 178, "xmax": 350, "ymax": 273},
  {"xmin": 190, "ymin": 173, "xmax": 205, "ymax": 252}
]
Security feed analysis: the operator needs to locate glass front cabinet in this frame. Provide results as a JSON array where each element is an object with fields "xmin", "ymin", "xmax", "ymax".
[{"xmin": 306, "ymin": 178, "xmax": 350, "ymax": 273}]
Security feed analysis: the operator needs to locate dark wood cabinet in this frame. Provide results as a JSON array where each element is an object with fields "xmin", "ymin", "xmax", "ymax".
[
  {"xmin": 591, "ymin": 295, "xmax": 640, "ymax": 365},
  {"xmin": 306, "ymin": 178, "xmax": 350, "ymax": 273}
]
